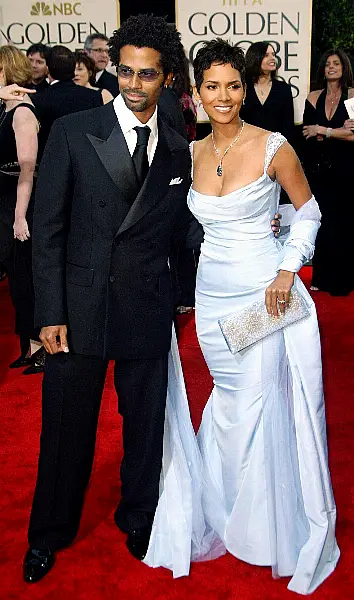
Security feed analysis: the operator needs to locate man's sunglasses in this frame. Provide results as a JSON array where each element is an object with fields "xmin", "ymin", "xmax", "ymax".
[{"xmin": 118, "ymin": 65, "xmax": 163, "ymax": 82}]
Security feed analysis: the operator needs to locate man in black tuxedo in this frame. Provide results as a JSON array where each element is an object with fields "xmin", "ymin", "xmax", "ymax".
[
  {"xmin": 23, "ymin": 15, "xmax": 201, "ymax": 583},
  {"xmin": 32, "ymin": 45, "xmax": 103, "ymax": 154},
  {"xmin": 84, "ymin": 33, "xmax": 119, "ymax": 97}
]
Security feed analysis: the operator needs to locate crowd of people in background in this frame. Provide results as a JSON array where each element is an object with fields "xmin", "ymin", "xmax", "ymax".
[{"xmin": 0, "ymin": 34, "xmax": 354, "ymax": 377}]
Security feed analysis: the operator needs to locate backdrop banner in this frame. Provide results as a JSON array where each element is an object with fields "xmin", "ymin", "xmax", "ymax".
[
  {"xmin": 0, "ymin": 1, "xmax": 120, "ymax": 52},
  {"xmin": 176, "ymin": 0, "xmax": 313, "ymax": 123}
]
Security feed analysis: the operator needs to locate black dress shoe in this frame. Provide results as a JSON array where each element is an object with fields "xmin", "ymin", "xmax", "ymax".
[
  {"xmin": 22, "ymin": 363, "xmax": 44, "ymax": 375},
  {"xmin": 23, "ymin": 548, "xmax": 55, "ymax": 583},
  {"xmin": 23, "ymin": 346, "xmax": 46, "ymax": 374},
  {"xmin": 9, "ymin": 355, "xmax": 33, "ymax": 369},
  {"xmin": 126, "ymin": 525, "xmax": 152, "ymax": 560}
]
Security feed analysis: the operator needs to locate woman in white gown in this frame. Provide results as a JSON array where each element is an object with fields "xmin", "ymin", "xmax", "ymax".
[{"xmin": 144, "ymin": 40, "xmax": 339, "ymax": 594}]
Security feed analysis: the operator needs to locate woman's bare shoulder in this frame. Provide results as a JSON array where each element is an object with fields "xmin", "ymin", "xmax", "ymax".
[
  {"xmin": 12, "ymin": 99, "xmax": 36, "ymax": 119},
  {"xmin": 306, "ymin": 89, "xmax": 322, "ymax": 107},
  {"xmin": 243, "ymin": 123, "xmax": 272, "ymax": 144}
]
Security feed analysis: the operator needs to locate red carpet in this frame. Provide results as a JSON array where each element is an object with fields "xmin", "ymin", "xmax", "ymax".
[{"xmin": 0, "ymin": 267, "xmax": 353, "ymax": 599}]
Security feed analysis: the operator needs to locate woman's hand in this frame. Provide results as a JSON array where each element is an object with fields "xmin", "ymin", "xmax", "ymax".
[
  {"xmin": 13, "ymin": 216, "xmax": 30, "ymax": 241},
  {"xmin": 0, "ymin": 84, "xmax": 35, "ymax": 102},
  {"xmin": 265, "ymin": 270, "xmax": 295, "ymax": 317},
  {"xmin": 344, "ymin": 119, "xmax": 354, "ymax": 131},
  {"xmin": 271, "ymin": 213, "xmax": 281, "ymax": 237},
  {"xmin": 302, "ymin": 124, "xmax": 324, "ymax": 140}
]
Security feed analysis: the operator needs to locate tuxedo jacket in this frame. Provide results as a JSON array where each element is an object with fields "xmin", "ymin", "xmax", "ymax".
[
  {"xmin": 96, "ymin": 69, "xmax": 119, "ymax": 97},
  {"xmin": 31, "ymin": 78, "xmax": 50, "ymax": 93},
  {"xmin": 32, "ymin": 101, "xmax": 201, "ymax": 359},
  {"xmin": 33, "ymin": 80, "xmax": 102, "ymax": 155}
]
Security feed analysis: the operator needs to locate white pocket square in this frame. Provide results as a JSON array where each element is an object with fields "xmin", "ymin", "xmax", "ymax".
[{"xmin": 169, "ymin": 177, "xmax": 183, "ymax": 185}]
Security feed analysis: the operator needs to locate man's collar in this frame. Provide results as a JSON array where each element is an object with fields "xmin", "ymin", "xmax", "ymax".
[{"xmin": 113, "ymin": 93, "xmax": 158, "ymax": 139}]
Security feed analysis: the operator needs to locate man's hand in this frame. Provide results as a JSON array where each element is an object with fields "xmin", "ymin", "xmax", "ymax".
[
  {"xmin": 0, "ymin": 84, "xmax": 36, "ymax": 102},
  {"xmin": 344, "ymin": 119, "xmax": 354, "ymax": 131},
  {"xmin": 271, "ymin": 212, "xmax": 281, "ymax": 237},
  {"xmin": 265, "ymin": 271, "xmax": 295, "ymax": 317},
  {"xmin": 40, "ymin": 325, "xmax": 69, "ymax": 355}
]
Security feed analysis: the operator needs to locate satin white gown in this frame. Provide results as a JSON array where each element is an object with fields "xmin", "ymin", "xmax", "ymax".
[{"xmin": 144, "ymin": 133, "xmax": 339, "ymax": 594}]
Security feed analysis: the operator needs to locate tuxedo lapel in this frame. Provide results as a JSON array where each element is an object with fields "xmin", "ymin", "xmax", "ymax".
[
  {"xmin": 116, "ymin": 121, "xmax": 173, "ymax": 237},
  {"xmin": 87, "ymin": 117, "xmax": 139, "ymax": 204}
]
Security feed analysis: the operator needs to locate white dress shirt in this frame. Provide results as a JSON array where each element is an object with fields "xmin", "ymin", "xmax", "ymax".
[
  {"xmin": 113, "ymin": 94, "xmax": 158, "ymax": 165},
  {"xmin": 95, "ymin": 70, "xmax": 104, "ymax": 82}
]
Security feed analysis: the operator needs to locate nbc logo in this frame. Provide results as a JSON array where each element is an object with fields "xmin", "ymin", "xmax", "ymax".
[
  {"xmin": 31, "ymin": 3, "xmax": 52, "ymax": 16},
  {"xmin": 30, "ymin": 3, "xmax": 82, "ymax": 16}
]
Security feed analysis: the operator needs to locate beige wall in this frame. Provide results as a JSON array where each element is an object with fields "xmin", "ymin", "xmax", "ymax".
[{"xmin": 0, "ymin": 1, "xmax": 120, "ymax": 52}]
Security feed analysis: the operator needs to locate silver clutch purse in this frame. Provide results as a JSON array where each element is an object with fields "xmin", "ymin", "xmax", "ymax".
[{"xmin": 218, "ymin": 290, "xmax": 310, "ymax": 354}]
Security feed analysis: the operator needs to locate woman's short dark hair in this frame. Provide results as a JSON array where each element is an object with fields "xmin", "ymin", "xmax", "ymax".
[
  {"xmin": 109, "ymin": 14, "xmax": 185, "ymax": 79},
  {"xmin": 73, "ymin": 51, "xmax": 96, "ymax": 86},
  {"xmin": 316, "ymin": 48, "xmax": 353, "ymax": 89},
  {"xmin": 245, "ymin": 41, "xmax": 277, "ymax": 85},
  {"xmin": 193, "ymin": 38, "xmax": 245, "ymax": 93}
]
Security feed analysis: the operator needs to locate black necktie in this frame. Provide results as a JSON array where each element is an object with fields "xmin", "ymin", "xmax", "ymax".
[{"xmin": 132, "ymin": 126, "xmax": 150, "ymax": 186}]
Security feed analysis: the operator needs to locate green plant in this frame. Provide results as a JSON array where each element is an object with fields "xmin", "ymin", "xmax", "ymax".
[{"xmin": 312, "ymin": 0, "xmax": 354, "ymax": 79}]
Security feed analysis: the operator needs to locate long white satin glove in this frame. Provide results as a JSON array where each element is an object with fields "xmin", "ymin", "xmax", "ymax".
[{"xmin": 277, "ymin": 196, "xmax": 321, "ymax": 273}]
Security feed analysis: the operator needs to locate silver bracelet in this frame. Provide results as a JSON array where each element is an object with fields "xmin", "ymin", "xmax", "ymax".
[{"xmin": 326, "ymin": 127, "xmax": 333, "ymax": 138}]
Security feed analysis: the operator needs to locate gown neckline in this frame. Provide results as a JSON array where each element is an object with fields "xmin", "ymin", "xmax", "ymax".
[{"xmin": 191, "ymin": 172, "xmax": 273, "ymax": 199}]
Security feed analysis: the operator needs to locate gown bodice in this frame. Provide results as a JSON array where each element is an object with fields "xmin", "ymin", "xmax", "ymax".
[{"xmin": 188, "ymin": 132, "xmax": 285, "ymax": 248}]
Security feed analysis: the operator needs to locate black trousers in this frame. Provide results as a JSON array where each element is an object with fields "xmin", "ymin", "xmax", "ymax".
[
  {"xmin": 0, "ymin": 196, "xmax": 39, "ymax": 346},
  {"xmin": 28, "ymin": 351, "xmax": 168, "ymax": 550}
]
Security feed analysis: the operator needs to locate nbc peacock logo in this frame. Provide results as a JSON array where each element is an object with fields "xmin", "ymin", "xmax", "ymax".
[
  {"xmin": 31, "ymin": 3, "xmax": 52, "ymax": 16},
  {"xmin": 29, "ymin": 2, "xmax": 82, "ymax": 16}
]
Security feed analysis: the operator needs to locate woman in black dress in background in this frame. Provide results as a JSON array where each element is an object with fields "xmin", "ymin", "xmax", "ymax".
[
  {"xmin": 0, "ymin": 46, "xmax": 43, "ymax": 371},
  {"xmin": 303, "ymin": 49, "xmax": 354, "ymax": 295},
  {"xmin": 241, "ymin": 42, "xmax": 295, "ymax": 144}
]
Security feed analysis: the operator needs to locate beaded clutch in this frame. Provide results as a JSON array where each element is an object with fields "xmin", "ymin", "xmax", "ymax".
[{"xmin": 218, "ymin": 290, "xmax": 310, "ymax": 354}]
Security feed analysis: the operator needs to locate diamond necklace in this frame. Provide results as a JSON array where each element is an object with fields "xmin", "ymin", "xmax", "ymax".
[{"xmin": 211, "ymin": 120, "xmax": 245, "ymax": 177}]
